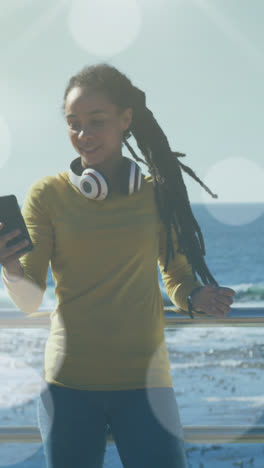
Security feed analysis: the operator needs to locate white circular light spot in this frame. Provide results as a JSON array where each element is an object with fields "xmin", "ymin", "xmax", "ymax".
[
  {"xmin": 0, "ymin": 292, "xmax": 67, "ymax": 465},
  {"xmin": 0, "ymin": 115, "xmax": 11, "ymax": 169},
  {"xmin": 201, "ymin": 157, "xmax": 264, "ymax": 226},
  {"xmin": 0, "ymin": 357, "xmax": 49, "ymax": 466},
  {"xmin": 68, "ymin": 0, "xmax": 142, "ymax": 56},
  {"xmin": 145, "ymin": 341, "xmax": 185, "ymax": 441}
]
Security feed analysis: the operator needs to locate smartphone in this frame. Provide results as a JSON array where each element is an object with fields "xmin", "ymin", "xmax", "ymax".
[{"xmin": 0, "ymin": 195, "xmax": 34, "ymax": 255}]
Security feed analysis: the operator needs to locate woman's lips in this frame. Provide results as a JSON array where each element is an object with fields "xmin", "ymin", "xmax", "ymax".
[{"xmin": 79, "ymin": 146, "xmax": 101, "ymax": 155}]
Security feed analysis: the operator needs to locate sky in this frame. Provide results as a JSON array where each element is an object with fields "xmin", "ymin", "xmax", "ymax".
[{"xmin": 0, "ymin": 0, "xmax": 263, "ymax": 208}]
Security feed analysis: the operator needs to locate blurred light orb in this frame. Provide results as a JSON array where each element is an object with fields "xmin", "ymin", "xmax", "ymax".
[
  {"xmin": 0, "ymin": 115, "xmax": 11, "ymax": 169},
  {"xmin": 68, "ymin": 0, "xmax": 142, "ymax": 56},
  {"xmin": 145, "ymin": 341, "xmax": 185, "ymax": 440},
  {"xmin": 0, "ymin": 355, "xmax": 47, "ymax": 410},
  {"xmin": 201, "ymin": 157, "xmax": 264, "ymax": 226},
  {"xmin": 0, "ymin": 356, "xmax": 50, "ymax": 466}
]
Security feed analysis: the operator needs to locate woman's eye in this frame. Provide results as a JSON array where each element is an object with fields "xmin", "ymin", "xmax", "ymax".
[
  {"xmin": 68, "ymin": 122, "xmax": 80, "ymax": 131},
  {"xmin": 68, "ymin": 120, "xmax": 105, "ymax": 131}
]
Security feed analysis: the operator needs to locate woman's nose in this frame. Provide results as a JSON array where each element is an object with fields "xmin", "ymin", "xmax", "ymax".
[{"xmin": 78, "ymin": 128, "xmax": 94, "ymax": 140}]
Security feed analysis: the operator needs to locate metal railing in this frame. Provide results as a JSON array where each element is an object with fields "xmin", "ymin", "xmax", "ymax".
[{"xmin": 0, "ymin": 305, "xmax": 264, "ymax": 444}]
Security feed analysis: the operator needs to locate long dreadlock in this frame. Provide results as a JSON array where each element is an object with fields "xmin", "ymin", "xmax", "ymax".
[{"xmin": 61, "ymin": 63, "xmax": 219, "ymax": 287}]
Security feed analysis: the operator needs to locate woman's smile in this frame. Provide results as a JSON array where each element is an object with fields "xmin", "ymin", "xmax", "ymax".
[{"xmin": 79, "ymin": 146, "xmax": 101, "ymax": 155}]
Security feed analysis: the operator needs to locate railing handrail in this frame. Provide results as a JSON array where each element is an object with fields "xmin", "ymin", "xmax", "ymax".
[
  {"xmin": 1, "ymin": 305, "xmax": 264, "ymax": 445},
  {"xmin": 0, "ymin": 306, "xmax": 264, "ymax": 327},
  {"xmin": 1, "ymin": 425, "xmax": 264, "ymax": 444}
]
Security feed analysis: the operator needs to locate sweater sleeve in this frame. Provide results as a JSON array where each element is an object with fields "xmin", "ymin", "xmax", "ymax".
[
  {"xmin": 158, "ymin": 220, "xmax": 207, "ymax": 316},
  {"xmin": 1, "ymin": 178, "xmax": 54, "ymax": 315}
]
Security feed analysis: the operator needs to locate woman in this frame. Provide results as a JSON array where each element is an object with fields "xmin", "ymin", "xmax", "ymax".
[{"xmin": 0, "ymin": 63, "xmax": 235, "ymax": 468}]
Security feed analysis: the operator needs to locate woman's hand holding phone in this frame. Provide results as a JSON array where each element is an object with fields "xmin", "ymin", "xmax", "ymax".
[{"xmin": 0, "ymin": 222, "xmax": 28, "ymax": 275}]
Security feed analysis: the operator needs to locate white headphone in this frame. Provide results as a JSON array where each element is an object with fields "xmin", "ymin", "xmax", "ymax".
[{"xmin": 68, "ymin": 156, "xmax": 142, "ymax": 200}]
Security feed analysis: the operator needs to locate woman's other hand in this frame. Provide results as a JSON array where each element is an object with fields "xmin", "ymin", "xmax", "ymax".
[{"xmin": 192, "ymin": 284, "xmax": 235, "ymax": 318}]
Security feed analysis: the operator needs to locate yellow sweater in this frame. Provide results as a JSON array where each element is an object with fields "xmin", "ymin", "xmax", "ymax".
[{"xmin": 1, "ymin": 170, "xmax": 204, "ymax": 391}]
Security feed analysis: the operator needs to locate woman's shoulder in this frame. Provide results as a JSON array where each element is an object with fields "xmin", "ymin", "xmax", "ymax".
[
  {"xmin": 27, "ymin": 175, "xmax": 57, "ymax": 192},
  {"xmin": 25, "ymin": 175, "xmax": 64, "ymax": 202}
]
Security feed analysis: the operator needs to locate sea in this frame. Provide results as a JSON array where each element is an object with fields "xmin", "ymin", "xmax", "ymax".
[{"xmin": 0, "ymin": 202, "xmax": 263, "ymax": 467}]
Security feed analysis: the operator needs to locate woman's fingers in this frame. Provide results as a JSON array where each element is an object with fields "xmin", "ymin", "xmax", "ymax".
[
  {"xmin": 214, "ymin": 294, "xmax": 233, "ymax": 307},
  {"xmin": 209, "ymin": 285, "xmax": 235, "ymax": 314},
  {"xmin": 212, "ymin": 300, "xmax": 230, "ymax": 315},
  {"xmin": 218, "ymin": 287, "xmax": 236, "ymax": 297},
  {"xmin": 210, "ymin": 305, "xmax": 224, "ymax": 317},
  {"xmin": 2, "ymin": 250, "xmax": 26, "ymax": 269},
  {"xmin": 0, "ymin": 225, "xmax": 29, "ymax": 265},
  {"xmin": 194, "ymin": 284, "xmax": 235, "ymax": 318},
  {"xmin": 0, "ymin": 228, "xmax": 21, "ymax": 247},
  {"xmin": 207, "ymin": 284, "xmax": 235, "ymax": 299},
  {"xmin": 213, "ymin": 288, "xmax": 235, "ymax": 316},
  {"xmin": 2, "ymin": 238, "xmax": 29, "ymax": 258}
]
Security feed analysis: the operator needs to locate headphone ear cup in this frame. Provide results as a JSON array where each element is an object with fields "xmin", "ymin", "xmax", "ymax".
[
  {"xmin": 80, "ymin": 169, "xmax": 109, "ymax": 200},
  {"xmin": 120, "ymin": 158, "xmax": 142, "ymax": 195}
]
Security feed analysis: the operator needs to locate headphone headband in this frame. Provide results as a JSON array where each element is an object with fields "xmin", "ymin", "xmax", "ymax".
[{"xmin": 68, "ymin": 156, "xmax": 142, "ymax": 200}]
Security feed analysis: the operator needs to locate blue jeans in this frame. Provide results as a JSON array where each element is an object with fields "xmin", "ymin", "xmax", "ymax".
[{"xmin": 37, "ymin": 382, "xmax": 187, "ymax": 468}]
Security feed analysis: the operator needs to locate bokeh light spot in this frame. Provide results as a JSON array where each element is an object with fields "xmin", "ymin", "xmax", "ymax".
[
  {"xmin": 201, "ymin": 157, "xmax": 264, "ymax": 226},
  {"xmin": 0, "ymin": 356, "xmax": 49, "ymax": 466},
  {"xmin": 68, "ymin": 0, "xmax": 142, "ymax": 57},
  {"xmin": 145, "ymin": 341, "xmax": 185, "ymax": 441}
]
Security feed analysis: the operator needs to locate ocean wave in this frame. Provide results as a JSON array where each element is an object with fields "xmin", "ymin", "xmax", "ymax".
[{"xmin": 230, "ymin": 283, "xmax": 264, "ymax": 302}]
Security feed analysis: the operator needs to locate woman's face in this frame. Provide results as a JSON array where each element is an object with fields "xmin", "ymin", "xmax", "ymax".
[{"xmin": 64, "ymin": 86, "xmax": 132, "ymax": 169}]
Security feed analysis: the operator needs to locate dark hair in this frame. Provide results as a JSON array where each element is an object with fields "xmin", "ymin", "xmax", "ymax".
[{"xmin": 61, "ymin": 62, "xmax": 219, "ymax": 286}]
